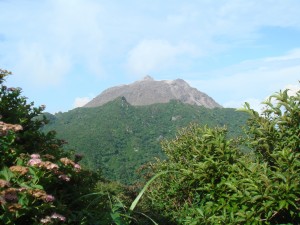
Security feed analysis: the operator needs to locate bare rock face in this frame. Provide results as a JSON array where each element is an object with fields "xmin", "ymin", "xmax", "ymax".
[{"xmin": 84, "ymin": 76, "xmax": 222, "ymax": 108}]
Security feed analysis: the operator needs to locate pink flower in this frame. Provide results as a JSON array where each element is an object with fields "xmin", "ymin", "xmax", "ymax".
[
  {"xmin": 43, "ymin": 194, "xmax": 55, "ymax": 202},
  {"xmin": 74, "ymin": 164, "xmax": 81, "ymax": 172},
  {"xmin": 27, "ymin": 158, "xmax": 42, "ymax": 166},
  {"xmin": 30, "ymin": 154, "xmax": 40, "ymax": 159},
  {"xmin": 60, "ymin": 157, "xmax": 75, "ymax": 166},
  {"xmin": 40, "ymin": 213, "xmax": 66, "ymax": 224},
  {"xmin": 40, "ymin": 216, "xmax": 51, "ymax": 224},
  {"xmin": 51, "ymin": 212, "xmax": 66, "ymax": 222},
  {"xmin": 42, "ymin": 161, "xmax": 59, "ymax": 170},
  {"xmin": 58, "ymin": 174, "xmax": 70, "ymax": 182}
]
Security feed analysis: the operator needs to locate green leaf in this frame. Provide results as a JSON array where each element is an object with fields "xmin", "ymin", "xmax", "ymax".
[
  {"xmin": 279, "ymin": 200, "xmax": 287, "ymax": 210},
  {"xmin": 129, "ymin": 170, "xmax": 178, "ymax": 211},
  {"xmin": 196, "ymin": 208, "xmax": 204, "ymax": 217}
]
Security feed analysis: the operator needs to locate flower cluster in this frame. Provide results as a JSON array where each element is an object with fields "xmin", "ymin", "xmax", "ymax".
[
  {"xmin": 27, "ymin": 154, "xmax": 59, "ymax": 171},
  {"xmin": 27, "ymin": 153, "xmax": 82, "ymax": 183},
  {"xmin": 60, "ymin": 157, "xmax": 75, "ymax": 166},
  {"xmin": 0, "ymin": 179, "xmax": 11, "ymax": 188},
  {"xmin": 1, "ymin": 185, "xmax": 55, "ymax": 203},
  {"xmin": 40, "ymin": 212, "xmax": 66, "ymax": 224},
  {"xmin": 28, "ymin": 154, "xmax": 81, "ymax": 173},
  {"xmin": 0, "ymin": 187, "xmax": 27, "ymax": 211},
  {"xmin": 0, "ymin": 121, "xmax": 23, "ymax": 136},
  {"xmin": 9, "ymin": 165, "xmax": 29, "ymax": 176},
  {"xmin": 27, "ymin": 154, "xmax": 42, "ymax": 166},
  {"xmin": 60, "ymin": 157, "xmax": 81, "ymax": 172},
  {"xmin": 58, "ymin": 174, "xmax": 70, "ymax": 182},
  {"xmin": 27, "ymin": 189, "xmax": 55, "ymax": 202},
  {"xmin": 1, "ymin": 188, "xmax": 18, "ymax": 202}
]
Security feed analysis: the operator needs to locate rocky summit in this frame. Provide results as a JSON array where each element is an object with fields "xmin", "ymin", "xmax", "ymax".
[{"xmin": 84, "ymin": 76, "xmax": 222, "ymax": 108}]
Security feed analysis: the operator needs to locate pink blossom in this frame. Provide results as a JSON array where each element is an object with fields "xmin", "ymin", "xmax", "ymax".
[
  {"xmin": 74, "ymin": 164, "xmax": 81, "ymax": 172},
  {"xmin": 27, "ymin": 158, "xmax": 42, "ymax": 166},
  {"xmin": 30, "ymin": 154, "xmax": 40, "ymax": 159},
  {"xmin": 42, "ymin": 161, "xmax": 59, "ymax": 170},
  {"xmin": 44, "ymin": 195, "xmax": 55, "ymax": 202},
  {"xmin": 41, "ymin": 216, "xmax": 52, "ymax": 224},
  {"xmin": 58, "ymin": 174, "xmax": 70, "ymax": 182},
  {"xmin": 40, "ymin": 216, "xmax": 51, "ymax": 224},
  {"xmin": 51, "ymin": 212, "xmax": 66, "ymax": 221},
  {"xmin": 48, "ymin": 163, "xmax": 58, "ymax": 170}
]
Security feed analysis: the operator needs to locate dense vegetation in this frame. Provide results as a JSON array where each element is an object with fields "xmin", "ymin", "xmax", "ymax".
[
  {"xmin": 43, "ymin": 98, "xmax": 248, "ymax": 184},
  {"xmin": 145, "ymin": 87, "xmax": 300, "ymax": 224},
  {"xmin": 1, "ymin": 68, "xmax": 300, "ymax": 224}
]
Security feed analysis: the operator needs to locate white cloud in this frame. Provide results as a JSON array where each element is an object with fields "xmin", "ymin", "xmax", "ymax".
[
  {"xmin": 1, "ymin": 1, "xmax": 300, "ymax": 113},
  {"xmin": 2, "ymin": 1, "xmax": 300, "ymax": 84},
  {"xmin": 284, "ymin": 84, "xmax": 300, "ymax": 96},
  {"xmin": 49, "ymin": 0, "xmax": 104, "ymax": 75},
  {"xmin": 190, "ymin": 48, "xmax": 300, "ymax": 108},
  {"xmin": 264, "ymin": 49, "xmax": 300, "ymax": 62},
  {"xmin": 223, "ymin": 98, "xmax": 264, "ymax": 112},
  {"xmin": 1, "ymin": 0, "xmax": 104, "ymax": 86},
  {"xmin": 223, "ymin": 83, "xmax": 300, "ymax": 113},
  {"xmin": 15, "ymin": 42, "xmax": 71, "ymax": 86},
  {"xmin": 123, "ymin": 1, "xmax": 300, "ymax": 77},
  {"xmin": 73, "ymin": 97, "xmax": 91, "ymax": 108},
  {"xmin": 223, "ymin": 83, "xmax": 299, "ymax": 112},
  {"xmin": 126, "ymin": 39, "xmax": 195, "ymax": 76}
]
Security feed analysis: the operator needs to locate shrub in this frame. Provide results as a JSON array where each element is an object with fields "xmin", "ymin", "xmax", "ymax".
[{"xmin": 146, "ymin": 86, "xmax": 300, "ymax": 224}]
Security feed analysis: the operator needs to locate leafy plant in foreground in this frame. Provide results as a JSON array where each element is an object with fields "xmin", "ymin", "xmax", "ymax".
[{"xmin": 145, "ymin": 86, "xmax": 300, "ymax": 224}]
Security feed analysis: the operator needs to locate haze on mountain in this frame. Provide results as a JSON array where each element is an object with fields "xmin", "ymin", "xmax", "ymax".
[{"xmin": 84, "ymin": 76, "xmax": 222, "ymax": 108}]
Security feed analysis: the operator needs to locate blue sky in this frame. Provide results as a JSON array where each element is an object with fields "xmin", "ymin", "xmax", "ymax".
[{"xmin": 1, "ymin": 0, "xmax": 300, "ymax": 113}]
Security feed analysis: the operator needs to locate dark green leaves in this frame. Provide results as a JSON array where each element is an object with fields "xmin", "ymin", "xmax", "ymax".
[{"xmin": 147, "ymin": 86, "xmax": 300, "ymax": 224}]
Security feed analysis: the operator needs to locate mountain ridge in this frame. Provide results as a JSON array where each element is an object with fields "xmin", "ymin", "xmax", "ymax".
[{"xmin": 84, "ymin": 76, "xmax": 222, "ymax": 108}]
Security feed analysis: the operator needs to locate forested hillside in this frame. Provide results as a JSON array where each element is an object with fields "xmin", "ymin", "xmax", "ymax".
[{"xmin": 43, "ymin": 97, "xmax": 248, "ymax": 184}]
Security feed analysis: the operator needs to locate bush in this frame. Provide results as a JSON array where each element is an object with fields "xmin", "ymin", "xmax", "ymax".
[{"xmin": 146, "ymin": 86, "xmax": 300, "ymax": 224}]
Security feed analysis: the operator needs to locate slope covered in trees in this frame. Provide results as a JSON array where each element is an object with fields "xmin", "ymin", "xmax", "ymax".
[{"xmin": 43, "ymin": 97, "xmax": 248, "ymax": 184}]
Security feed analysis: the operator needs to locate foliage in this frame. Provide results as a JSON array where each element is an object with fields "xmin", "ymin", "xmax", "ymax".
[
  {"xmin": 0, "ymin": 69, "xmax": 104, "ymax": 224},
  {"xmin": 4, "ymin": 67, "xmax": 299, "ymax": 225},
  {"xmin": 42, "ymin": 97, "xmax": 248, "ymax": 184},
  {"xmin": 145, "ymin": 87, "xmax": 300, "ymax": 224}
]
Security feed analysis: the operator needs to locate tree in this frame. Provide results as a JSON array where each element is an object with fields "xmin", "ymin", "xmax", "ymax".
[{"xmin": 0, "ymin": 69, "xmax": 103, "ymax": 224}]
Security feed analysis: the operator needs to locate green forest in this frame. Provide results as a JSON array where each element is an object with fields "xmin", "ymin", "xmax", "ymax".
[
  {"xmin": 1, "ymin": 68, "xmax": 300, "ymax": 224},
  {"xmin": 42, "ymin": 97, "xmax": 248, "ymax": 184}
]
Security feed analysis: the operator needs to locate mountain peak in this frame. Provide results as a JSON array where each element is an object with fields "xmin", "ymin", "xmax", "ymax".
[
  {"xmin": 142, "ymin": 75, "xmax": 154, "ymax": 81},
  {"xmin": 84, "ymin": 77, "xmax": 222, "ymax": 108}
]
